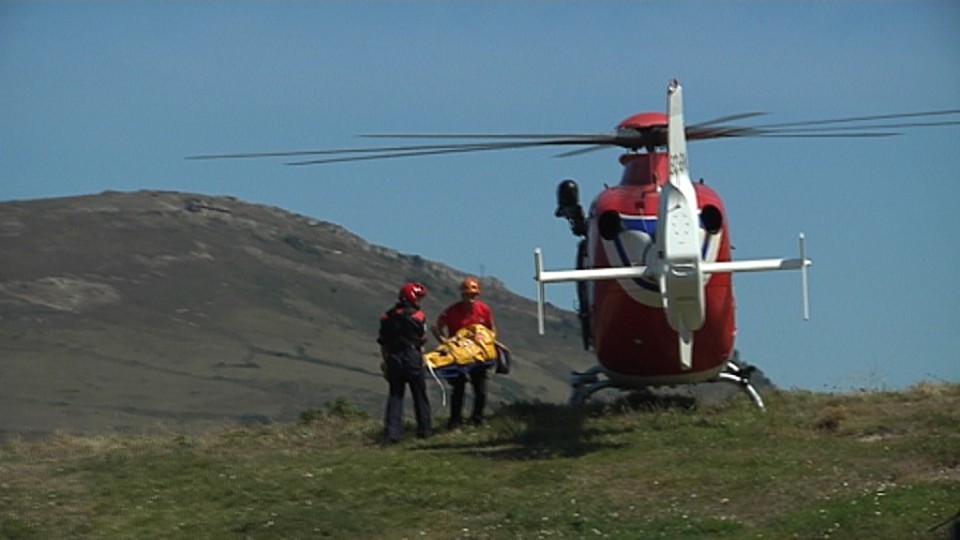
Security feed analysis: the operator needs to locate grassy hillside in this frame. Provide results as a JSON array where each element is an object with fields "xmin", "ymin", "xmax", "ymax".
[
  {"xmin": 0, "ymin": 191, "xmax": 596, "ymax": 441},
  {"xmin": 1, "ymin": 384, "xmax": 958, "ymax": 539}
]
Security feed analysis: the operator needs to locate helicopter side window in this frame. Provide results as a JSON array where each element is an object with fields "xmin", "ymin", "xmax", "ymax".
[{"xmin": 701, "ymin": 205, "xmax": 723, "ymax": 235}]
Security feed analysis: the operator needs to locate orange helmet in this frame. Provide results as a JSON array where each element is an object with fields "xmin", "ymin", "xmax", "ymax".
[
  {"xmin": 460, "ymin": 277, "xmax": 481, "ymax": 296},
  {"xmin": 398, "ymin": 282, "xmax": 428, "ymax": 305}
]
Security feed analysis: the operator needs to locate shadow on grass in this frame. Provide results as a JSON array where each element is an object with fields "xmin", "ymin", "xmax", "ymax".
[{"xmin": 414, "ymin": 389, "xmax": 699, "ymax": 460}]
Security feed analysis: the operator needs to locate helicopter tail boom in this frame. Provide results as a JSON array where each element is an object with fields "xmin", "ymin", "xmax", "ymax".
[{"xmin": 659, "ymin": 80, "xmax": 704, "ymax": 369}]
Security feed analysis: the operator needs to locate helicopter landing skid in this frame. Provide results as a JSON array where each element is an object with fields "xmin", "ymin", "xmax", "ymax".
[
  {"xmin": 717, "ymin": 360, "xmax": 766, "ymax": 409},
  {"xmin": 567, "ymin": 360, "xmax": 766, "ymax": 409},
  {"xmin": 568, "ymin": 366, "xmax": 611, "ymax": 406}
]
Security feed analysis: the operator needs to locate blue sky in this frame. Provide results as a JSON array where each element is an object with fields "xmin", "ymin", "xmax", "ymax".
[{"xmin": 2, "ymin": 2, "xmax": 958, "ymax": 391}]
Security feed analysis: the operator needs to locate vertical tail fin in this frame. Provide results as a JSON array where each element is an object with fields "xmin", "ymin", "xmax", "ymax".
[{"xmin": 659, "ymin": 80, "xmax": 705, "ymax": 369}]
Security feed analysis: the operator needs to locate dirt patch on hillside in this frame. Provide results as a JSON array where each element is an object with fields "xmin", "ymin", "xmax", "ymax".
[{"xmin": 0, "ymin": 276, "xmax": 121, "ymax": 313}]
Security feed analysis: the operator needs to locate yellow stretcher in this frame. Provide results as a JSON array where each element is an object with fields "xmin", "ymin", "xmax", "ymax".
[
  {"xmin": 424, "ymin": 324, "xmax": 498, "ymax": 371},
  {"xmin": 422, "ymin": 324, "xmax": 512, "ymax": 406}
]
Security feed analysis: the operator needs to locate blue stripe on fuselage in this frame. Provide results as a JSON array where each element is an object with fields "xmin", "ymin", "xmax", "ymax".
[{"xmin": 609, "ymin": 214, "xmax": 712, "ymax": 292}]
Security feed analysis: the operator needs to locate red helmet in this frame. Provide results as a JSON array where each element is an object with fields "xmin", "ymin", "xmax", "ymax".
[{"xmin": 398, "ymin": 282, "xmax": 428, "ymax": 304}]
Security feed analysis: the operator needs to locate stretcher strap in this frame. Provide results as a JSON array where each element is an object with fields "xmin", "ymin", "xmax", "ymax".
[{"xmin": 425, "ymin": 361, "xmax": 447, "ymax": 407}]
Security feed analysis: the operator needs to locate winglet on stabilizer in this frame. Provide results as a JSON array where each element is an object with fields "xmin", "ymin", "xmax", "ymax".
[
  {"xmin": 535, "ymin": 248, "xmax": 546, "ymax": 335},
  {"xmin": 799, "ymin": 233, "xmax": 811, "ymax": 320}
]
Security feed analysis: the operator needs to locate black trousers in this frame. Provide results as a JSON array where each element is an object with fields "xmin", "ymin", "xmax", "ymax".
[
  {"xmin": 448, "ymin": 366, "xmax": 487, "ymax": 428},
  {"xmin": 383, "ymin": 348, "xmax": 431, "ymax": 442}
]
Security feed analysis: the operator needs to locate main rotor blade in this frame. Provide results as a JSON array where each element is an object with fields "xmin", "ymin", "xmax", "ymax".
[
  {"xmin": 682, "ymin": 111, "xmax": 960, "ymax": 141},
  {"xmin": 285, "ymin": 139, "xmax": 608, "ymax": 165},
  {"xmin": 554, "ymin": 144, "xmax": 614, "ymax": 158},
  {"xmin": 365, "ymin": 132, "xmax": 671, "ymax": 153},
  {"xmin": 762, "ymin": 119, "xmax": 960, "ymax": 132},
  {"xmin": 188, "ymin": 109, "xmax": 960, "ymax": 165},
  {"xmin": 748, "ymin": 109, "xmax": 960, "ymax": 130},
  {"xmin": 750, "ymin": 132, "xmax": 899, "ymax": 138},
  {"xmin": 187, "ymin": 136, "xmax": 613, "ymax": 162},
  {"xmin": 360, "ymin": 132, "xmax": 613, "ymax": 140},
  {"xmin": 186, "ymin": 143, "xmax": 501, "ymax": 160},
  {"xmin": 689, "ymin": 111, "xmax": 767, "ymax": 128}
]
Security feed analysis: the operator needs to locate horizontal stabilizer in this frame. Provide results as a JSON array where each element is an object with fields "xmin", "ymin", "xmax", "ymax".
[
  {"xmin": 701, "ymin": 257, "xmax": 808, "ymax": 273},
  {"xmin": 534, "ymin": 234, "xmax": 813, "ymax": 335},
  {"xmin": 704, "ymin": 234, "xmax": 811, "ymax": 319},
  {"xmin": 537, "ymin": 263, "xmax": 652, "ymax": 283}
]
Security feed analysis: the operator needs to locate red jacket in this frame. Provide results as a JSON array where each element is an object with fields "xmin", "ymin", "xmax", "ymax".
[{"xmin": 435, "ymin": 300, "xmax": 495, "ymax": 336}]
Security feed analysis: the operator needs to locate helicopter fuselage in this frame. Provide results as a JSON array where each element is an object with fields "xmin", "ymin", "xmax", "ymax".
[{"xmin": 585, "ymin": 151, "xmax": 735, "ymax": 386}]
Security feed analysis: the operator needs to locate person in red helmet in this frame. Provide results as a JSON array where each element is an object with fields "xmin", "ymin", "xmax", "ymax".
[
  {"xmin": 378, "ymin": 282, "xmax": 432, "ymax": 443},
  {"xmin": 431, "ymin": 276, "xmax": 496, "ymax": 429}
]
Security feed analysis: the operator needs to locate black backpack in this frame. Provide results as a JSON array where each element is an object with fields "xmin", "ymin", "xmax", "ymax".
[{"xmin": 379, "ymin": 304, "xmax": 425, "ymax": 349}]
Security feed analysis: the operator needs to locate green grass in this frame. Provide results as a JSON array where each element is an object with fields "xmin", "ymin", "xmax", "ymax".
[{"xmin": 1, "ymin": 384, "xmax": 958, "ymax": 539}]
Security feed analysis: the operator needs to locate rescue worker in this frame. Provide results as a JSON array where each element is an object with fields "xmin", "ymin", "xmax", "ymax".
[
  {"xmin": 378, "ymin": 282, "xmax": 432, "ymax": 443},
  {"xmin": 431, "ymin": 277, "xmax": 496, "ymax": 429}
]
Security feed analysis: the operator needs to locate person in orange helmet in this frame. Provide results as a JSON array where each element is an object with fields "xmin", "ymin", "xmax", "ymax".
[{"xmin": 431, "ymin": 276, "xmax": 496, "ymax": 429}]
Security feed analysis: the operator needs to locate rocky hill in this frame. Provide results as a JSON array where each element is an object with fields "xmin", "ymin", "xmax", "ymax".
[{"xmin": 0, "ymin": 190, "xmax": 597, "ymax": 440}]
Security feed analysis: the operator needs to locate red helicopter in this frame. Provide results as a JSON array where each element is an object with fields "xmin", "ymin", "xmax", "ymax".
[
  {"xmin": 533, "ymin": 81, "xmax": 809, "ymax": 408},
  {"xmin": 190, "ymin": 80, "xmax": 960, "ymax": 408}
]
